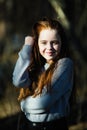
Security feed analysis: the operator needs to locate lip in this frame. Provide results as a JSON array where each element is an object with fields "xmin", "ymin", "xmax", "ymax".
[{"xmin": 46, "ymin": 51, "xmax": 54, "ymax": 55}]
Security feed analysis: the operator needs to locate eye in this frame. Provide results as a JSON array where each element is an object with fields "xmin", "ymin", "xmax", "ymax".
[
  {"xmin": 52, "ymin": 40, "xmax": 59, "ymax": 45},
  {"xmin": 40, "ymin": 41, "xmax": 47, "ymax": 45}
]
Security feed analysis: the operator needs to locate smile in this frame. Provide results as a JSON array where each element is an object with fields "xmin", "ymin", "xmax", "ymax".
[{"xmin": 46, "ymin": 52, "xmax": 55, "ymax": 55}]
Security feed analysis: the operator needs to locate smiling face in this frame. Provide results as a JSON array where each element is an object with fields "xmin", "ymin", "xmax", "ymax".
[{"xmin": 38, "ymin": 29, "xmax": 61, "ymax": 63}]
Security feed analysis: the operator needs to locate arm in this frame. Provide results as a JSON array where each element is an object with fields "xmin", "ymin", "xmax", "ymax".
[
  {"xmin": 21, "ymin": 58, "xmax": 74, "ymax": 113},
  {"xmin": 12, "ymin": 36, "xmax": 34, "ymax": 87}
]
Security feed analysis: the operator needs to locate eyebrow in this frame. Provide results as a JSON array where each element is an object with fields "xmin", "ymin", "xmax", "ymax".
[
  {"xmin": 39, "ymin": 40, "xmax": 47, "ymax": 42},
  {"xmin": 39, "ymin": 39, "xmax": 59, "ymax": 41}
]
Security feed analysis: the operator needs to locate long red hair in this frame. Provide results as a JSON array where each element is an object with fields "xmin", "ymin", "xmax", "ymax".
[{"xmin": 18, "ymin": 17, "xmax": 69, "ymax": 101}]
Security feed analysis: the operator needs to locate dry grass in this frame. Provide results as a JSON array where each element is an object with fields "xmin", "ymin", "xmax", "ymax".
[
  {"xmin": 0, "ymin": 84, "xmax": 20, "ymax": 118},
  {"xmin": 69, "ymin": 122, "xmax": 87, "ymax": 130}
]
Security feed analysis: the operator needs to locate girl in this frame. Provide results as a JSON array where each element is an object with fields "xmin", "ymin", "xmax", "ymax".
[{"xmin": 12, "ymin": 17, "xmax": 74, "ymax": 130}]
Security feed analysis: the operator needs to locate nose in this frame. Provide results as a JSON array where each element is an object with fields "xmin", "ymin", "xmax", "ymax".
[{"xmin": 47, "ymin": 42, "xmax": 52, "ymax": 49}]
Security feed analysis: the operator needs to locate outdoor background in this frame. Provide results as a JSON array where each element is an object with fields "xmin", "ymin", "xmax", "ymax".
[{"xmin": 0, "ymin": 0, "xmax": 87, "ymax": 130}]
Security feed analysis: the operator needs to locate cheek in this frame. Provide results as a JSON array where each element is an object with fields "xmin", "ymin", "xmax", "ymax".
[
  {"xmin": 55, "ymin": 44, "xmax": 61, "ymax": 52},
  {"xmin": 38, "ymin": 45, "xmax": 44, "ymax": 54}
]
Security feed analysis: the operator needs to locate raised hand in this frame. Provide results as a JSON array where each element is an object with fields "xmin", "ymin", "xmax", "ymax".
[{"xmin": 24, "ymin": 36, "xmax": 34, "ymax": 46}]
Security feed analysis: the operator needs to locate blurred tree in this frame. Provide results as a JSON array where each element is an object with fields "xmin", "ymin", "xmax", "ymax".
[{"xmin": 0, "ymin": 0, "xmax": 87, "ymax": 129}]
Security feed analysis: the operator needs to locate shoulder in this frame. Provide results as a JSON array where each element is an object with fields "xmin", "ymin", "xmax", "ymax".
[
  {"xmin": 57, "ymin": 57, "xmax": 73, "ymax": 66},
  {"xmin": 51, "ymin": 58, "xmax": 74, "ymax": 86},
  {"xmin": 54, "ymin": 58, "xmax": 74, "ymax": 72},
  {"xmin": 58, "ymin": 57, "xmax": 73, "ymax": 64}
]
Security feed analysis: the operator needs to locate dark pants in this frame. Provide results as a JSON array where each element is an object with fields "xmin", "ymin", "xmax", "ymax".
[
  {"xmin": 26, "ymin": 118, "xmax": 68, "ymax": 130},
  {"xmin": 18, "ymin": 112, "xmax": 69, "ymax": 130}
]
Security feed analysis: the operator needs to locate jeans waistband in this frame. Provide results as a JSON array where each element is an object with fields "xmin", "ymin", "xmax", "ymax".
[
  {"xmin": 28, "ymin": 117, "xmax": 67, "ymax": 127},
  {"xmin": 26, "ymin": 117, "xmax": 69, "ymax": 130}
]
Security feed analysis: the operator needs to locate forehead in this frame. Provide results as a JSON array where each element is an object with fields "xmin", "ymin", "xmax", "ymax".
[{"xmin": 39, "ymin": 29, "xmax": 58, "ymax": 40}]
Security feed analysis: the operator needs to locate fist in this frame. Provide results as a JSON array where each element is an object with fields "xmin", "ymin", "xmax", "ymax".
[{"xmin": 25, "ymin": 36, "xmax": 34, "ymax": 45}]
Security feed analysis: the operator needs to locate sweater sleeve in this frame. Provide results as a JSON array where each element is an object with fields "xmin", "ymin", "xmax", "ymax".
[
  {"xmin": 21, "ymin": 58, "xmax": 74, "ymax": 113},
  {"xmin": 49, "ymin": 58, "xmax": 74, "ymax": 104},
  {"xmin": 12, "ymin": 45, "xmax": 32, "ymax": 87}
]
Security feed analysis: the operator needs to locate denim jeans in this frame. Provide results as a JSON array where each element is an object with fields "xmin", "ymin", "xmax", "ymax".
[
  {"xmin": 26, "ymin": 118, "xmax": 68, "ymax": 130},
  {"xmin": 18, "ymin": 112, "xmax": 68, "ymax": 130}
]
